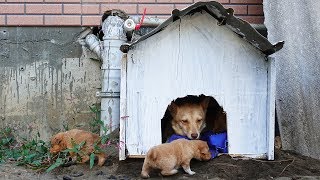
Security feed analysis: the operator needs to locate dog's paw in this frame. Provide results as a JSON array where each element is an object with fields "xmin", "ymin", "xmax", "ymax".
[
  {"xmin": 188, "ymin": 171, "xmax": 196, "ymax": 175},
  {"xmin": 141, "ymin": 172, "xmax": 150, "ymax": 179}
]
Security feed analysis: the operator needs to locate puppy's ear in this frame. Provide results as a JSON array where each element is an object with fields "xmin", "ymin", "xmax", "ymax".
[
  {"xmin": 200, "ymin": 97, "xmax": 210, "ymax": 110},
  {"xmin": 52, "ymin": 133, "xmax": 65, "ymax": 146},
  {"xmin": 199, "ymin": 142, "xmax": 209, "ymax": 153},
  {"xmin": 168, "ymin": 102, "xmax": 178, "ymax": 116}
]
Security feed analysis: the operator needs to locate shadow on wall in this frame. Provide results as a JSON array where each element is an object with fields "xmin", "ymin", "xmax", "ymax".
[{"xmin": 161, "ymin": 94, "xmax": 227, "ymax": 143}]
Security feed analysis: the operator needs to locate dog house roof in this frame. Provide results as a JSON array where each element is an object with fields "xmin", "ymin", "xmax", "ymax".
[{"xmin": 120, "ymin": 1, "xmax": 284, "ymax": 55}]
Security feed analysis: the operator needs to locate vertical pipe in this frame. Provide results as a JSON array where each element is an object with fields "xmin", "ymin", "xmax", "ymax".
[{"xmin": 101, "ymin": 16, "xmax": 127, "ymax": 134}]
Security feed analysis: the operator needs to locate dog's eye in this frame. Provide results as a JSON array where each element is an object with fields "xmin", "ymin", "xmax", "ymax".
[
  {"xmin": 197, "ymin": 119, "xmax": 202, "ymax": 123},
  {"xmin": 181, "ymin": 120, "xmax": 188, "ymax": 123}
]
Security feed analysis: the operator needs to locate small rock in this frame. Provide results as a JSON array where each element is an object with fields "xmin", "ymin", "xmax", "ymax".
[
  {"xmin": 63, "ymin": 175, "xmax": 72, "ymax": 180},
  {"xmin": 70, "ymin": 172, "xmax": 84, "ymax": 177}
]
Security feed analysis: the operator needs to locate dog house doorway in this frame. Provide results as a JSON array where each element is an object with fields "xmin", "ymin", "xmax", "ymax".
[
  {"xmin": 161, "ymin": 95, "xmax": 227, "ymax": 143},
  {"xmin": 161, "ymin": 95, "xmax": 228, "ymax": 158}
]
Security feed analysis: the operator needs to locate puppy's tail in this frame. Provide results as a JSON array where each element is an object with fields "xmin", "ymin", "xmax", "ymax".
[
  {"xmin": 148, "ymin": 150, "xmax": 157, "ymax": 161},
  {"xmin": 141, "ymin": 150, "xmax": 157, "ymax": 178}
]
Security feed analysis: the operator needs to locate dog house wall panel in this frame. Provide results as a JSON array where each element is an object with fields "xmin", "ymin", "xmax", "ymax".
[{"xmin": 121, "ymin": 12, "xmax": 274, "ymax": 159}]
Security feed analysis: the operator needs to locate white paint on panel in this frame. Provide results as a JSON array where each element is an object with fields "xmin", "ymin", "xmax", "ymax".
[
  {"xmin": 124, "ymin": 12, "xmax": 271, "ymax": 158},
  {"xmin": 119, "ymin": 54, "xmax": 128, "ymax": 160},
  {"xmin": 267, "ymin": 57, "xmax": 276, "ymax": 160}
]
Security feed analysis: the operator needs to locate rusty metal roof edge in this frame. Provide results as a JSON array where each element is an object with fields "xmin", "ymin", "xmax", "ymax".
[{"xmin": 120, "ymin": 1, "xmax": 284, "ymax": 56}]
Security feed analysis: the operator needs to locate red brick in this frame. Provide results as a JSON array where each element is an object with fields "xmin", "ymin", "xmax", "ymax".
[
  {"xmin": 45, "ymin": 0, "xmax": 81, "ymax": 2},
  {"xmin": 82, "ymin": 0, "xmax": 118, "ymax": 3},
  {"xmin": 82, "ymin": 15, "xmax": 101, "ymax": 26},
  {"xmin": 7, "ymin": 15, "xmax": 43, "ymax": 26},
  {"xmin": 82, "ymin": 4, "xmax": 100, "ymax": 14},
  {"xmin": 0, "ymin": 15, "xmax": 5, "ymax": 25},
  {"xmin": 7, "ymin": 0, "xmax": 43, "ymax": 2},
  {"xmin": 237, "ymin": 15, "xmax": 264, "ymax": 24},
  {"xmin": 0, "ymin": 4, "xmax": 24, "ymax": 14},
  {"xmin": 26, "ymin": 4, "xmax": 62, "ymax": 14},
  {"xmin": 138, "ymin": 4, "xmax": 174, "ymax": 15},
  {"xmin": 63, "ymin": 4, "xmax": 100, "ymax": 14},
  {"xmin": 63, "ymin": 4, "xmax": 81, "ymax": 14},
  {"xmin": 230, "ymin": 0, "xmax": 262, "ymax": 4},
  {"xmin": 119, "ymin": 0, "xmax": 155, "ymax": 3},
  {"xmin": 194, "ymin": 0, "xmax": 229, "ymax": 3},
  {"xmin": 248, "ymin": 5, "xmax": 263, "ymax": 15},
  {"xmin": 158, "ymin": 0, "xmax": 192, "ymax": 3},
  {"xmin": 224, "ymin": 5, "xmax": 247, "ymax": 15},
  {"xmin": 101, "ymin": 4, "xmax": 137, "ymax": 14},
  {"xmin": 45, "ymin": 15, "xmax": 81, "ymax": 25}
]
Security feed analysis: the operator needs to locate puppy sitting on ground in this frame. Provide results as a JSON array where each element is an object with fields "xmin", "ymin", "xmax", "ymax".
[
  {"xmin": 141, "ymin": 139, "xmax": 211, "ymax": 178},
  {"xmin": 50, "ymin": 129, "xmax": 107, "ymax": 166},
  {"xmin": 169, "ymin": 97, "xmax": 210, "ymax": 140}
]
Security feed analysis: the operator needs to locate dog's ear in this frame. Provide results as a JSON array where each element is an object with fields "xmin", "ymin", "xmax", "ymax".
[
  {"xmin": 52, "ymin": 133, "xmax": 65, "ymax": 146},
  {"xmin": 200, "ymin": 96, "xmax": 210, "ymax": 110},
  {"xmin": 168, "ymin": 102, "xmax": 178, "ymax": 116}
]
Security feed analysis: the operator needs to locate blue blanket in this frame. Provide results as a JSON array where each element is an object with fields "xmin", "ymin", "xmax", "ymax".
[{"xmin": 167, "ymin": 131, "xmax": 228, "ymax": 159}]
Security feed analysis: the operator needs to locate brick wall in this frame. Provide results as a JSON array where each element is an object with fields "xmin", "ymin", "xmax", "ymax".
[{"xmin": 0, "ymin": 0, "xmax": 264, "ymax": 26}]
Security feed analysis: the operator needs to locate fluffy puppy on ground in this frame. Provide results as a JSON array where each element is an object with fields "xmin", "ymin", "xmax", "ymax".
[
  {"xmin": 141, "ymin": 139, "xmax": 211, "ymax": 178},
  {"xmin": 50, "ymin": 129, "xmax": 107, "ymax": 166}
]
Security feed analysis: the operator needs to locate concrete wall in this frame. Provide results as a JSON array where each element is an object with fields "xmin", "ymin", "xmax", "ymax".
[
  {"xmin": 264, "ymin": 1, "xmax": 320, "ymax": 159},
  {"xmin": 0, "ymin": 27, "xmax": 101, "ymax": 141}
]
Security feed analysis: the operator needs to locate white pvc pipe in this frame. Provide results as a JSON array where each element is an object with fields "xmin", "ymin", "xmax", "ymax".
[
  {"xmin": 100, "ymin": 16, "xmax": 127, "ymax": 134},
  {"xmin": 130, "ymin": 16, "xmax": 165, "ymax": 27},
  {"xmin": 85, "ymin": 34, "xmax": 101, "ymax": 59}
]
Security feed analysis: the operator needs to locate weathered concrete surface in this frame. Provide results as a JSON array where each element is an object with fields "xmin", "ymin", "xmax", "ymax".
[
  {"xmin": 0, "ymin": 27, "xmax": 101, "ymax": 141},
  {"xmin": 264, "ymin": 1, "xmax": 320, "ymax": 159}
]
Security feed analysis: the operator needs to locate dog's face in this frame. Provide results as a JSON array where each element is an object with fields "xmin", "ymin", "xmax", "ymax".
[
  {"xmin": 169, "ymin": 98, "xmax": 210, "ymax": 139},
  {"xmin": 49, "ymin": 132, "xmax": 67, "ymax": 154},
  {"xmin": 193, "ymin": 140, "xmax": 211, "ymax": 161}
]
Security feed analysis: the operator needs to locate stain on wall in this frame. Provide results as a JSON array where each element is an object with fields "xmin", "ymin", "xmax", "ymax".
[{"xmin": 0, "ymin": 27, "xmax": 101, "ymax": 141}]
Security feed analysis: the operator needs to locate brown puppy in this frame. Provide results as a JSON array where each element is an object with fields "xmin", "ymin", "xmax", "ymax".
[
  {"xmin": 50, "ymin": 129, "xmax": 107, "ymax": 166},
  {"xmin": 169, "ymin": 97, "xmax": 210, "ymax": 139},
  {"xmin": 141, "ymin": 139, "xmax": 211, "ymax": 178}
]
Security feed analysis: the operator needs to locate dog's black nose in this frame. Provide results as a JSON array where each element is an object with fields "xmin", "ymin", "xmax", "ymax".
[{"xmin": 191, "ymin": 133, "xmax": 198, "ymax": 139}]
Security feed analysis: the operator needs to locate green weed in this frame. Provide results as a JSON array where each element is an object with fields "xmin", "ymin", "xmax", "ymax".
[
  {"xmin": 0, "ymin": 104, "xmax": 117, "ymax": 172},
  {"xmin": 0, "ymin": 128, "xmax": 51, "ymax": 170}
]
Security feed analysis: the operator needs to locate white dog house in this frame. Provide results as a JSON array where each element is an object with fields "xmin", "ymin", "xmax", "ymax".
[{"xmin": 119, "ymin": 1, "xmax": 283, "ymax": 160}]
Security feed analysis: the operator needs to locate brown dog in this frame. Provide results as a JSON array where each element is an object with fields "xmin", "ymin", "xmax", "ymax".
[
  {"xmin": 169, "ymin": 97, "xmax": 210, "ymax": 139},
  {"xmin": 141, "ymin": 139, "xmax": 211, "ymax": 178},
  {"xmin": 50, "ymin": 129, "xmax": 107, "ymax": 166}
]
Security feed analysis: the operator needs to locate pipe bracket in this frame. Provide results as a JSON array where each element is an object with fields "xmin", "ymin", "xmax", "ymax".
[{"xmin": 96, "ymin": 91, "xmax": 120, "ymax": 98}]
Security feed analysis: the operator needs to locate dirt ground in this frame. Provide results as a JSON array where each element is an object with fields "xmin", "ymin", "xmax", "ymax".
[{"xmin": 1, "ymin": 149, "xmax": 320, "ymax": 180}]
